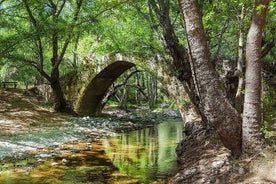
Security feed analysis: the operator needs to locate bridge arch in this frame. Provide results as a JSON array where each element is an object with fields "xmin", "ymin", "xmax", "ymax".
[
  {"xmin": 76, "ymin": 61, "xmax": 134, "ymax": 115},
  {"xmin": 62, "ymin": 52, "xmax": 201, "ymax": 123}
]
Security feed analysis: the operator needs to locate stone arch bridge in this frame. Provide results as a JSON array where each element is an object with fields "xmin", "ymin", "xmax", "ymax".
[{"xmin": 62, "ymin": 52, "xmax": 200, "ymax": 123}]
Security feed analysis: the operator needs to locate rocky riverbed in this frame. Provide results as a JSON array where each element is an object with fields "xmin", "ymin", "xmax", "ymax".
[
  {"xmin": 0, "ymin": 110, "xmax": 182, "ymax": 184},
  {"xmin": 1, "ymin": 89, "xmax": 275, "ymax": 184},
  {"xmin": 0, "ymin": 107, "xmax": 181, "ymax": 163}
]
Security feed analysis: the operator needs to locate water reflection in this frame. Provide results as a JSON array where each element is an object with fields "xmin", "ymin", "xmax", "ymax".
[
  {"xmin": 0, "ymin": 142, "xmax": 116, "ymax": 184},
  {"xmin": 103, "ymin": 120, "xmax": 183, "ymax": 183},
  {"xmin": 0, "ymin": 120, "xmax": 183, "ymax": 184}
]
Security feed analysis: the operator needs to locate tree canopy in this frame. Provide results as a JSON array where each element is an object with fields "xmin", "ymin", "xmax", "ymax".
[
  {"xmin": 1, "ymin": 0, "xmax": 275, "ymax": 82},
  {"xmin": 0, "ymin": 0, "xmax": 275, "ymax": 154}
]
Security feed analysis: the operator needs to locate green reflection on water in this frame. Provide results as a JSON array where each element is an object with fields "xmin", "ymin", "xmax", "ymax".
[
  {"xmin": 0, "ymin": 121, "xmax": 183, "ymax": 184},
  {"xmin": 103, "ymin": 120, "xmax": 183, "ymax": 183}
]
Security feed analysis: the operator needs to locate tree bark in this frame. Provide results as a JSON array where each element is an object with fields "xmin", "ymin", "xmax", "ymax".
[
  {"xmin": 235, "ymin": 5, "xmax": 246, "ymax": 113},
  {"xmin": 243, "ymin": 0, "xmax": 270, "ymax": 154},
  {"xmin": 149, "ymin": 0, "xmax": 202, "ymax": 123},
  {"xmin": 148, "ymin": 0, "xmax": 191, "ymax": 83},
  {"xmin": 50, "ymin": 69, "xmax": 67, "ymax": 112},
  {"xmin": 178, "ymin": 0, "xmax": 242, "ymax": 155}
]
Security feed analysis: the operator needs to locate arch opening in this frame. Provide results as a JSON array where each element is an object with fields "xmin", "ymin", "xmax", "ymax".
[{"xmin": 76, "ymin": 61, "xmax": 135, "ymax": 116}]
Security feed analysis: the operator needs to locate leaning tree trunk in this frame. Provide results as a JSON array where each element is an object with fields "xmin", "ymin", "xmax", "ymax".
[
  {"xmin": 148, "ymin": 0, "xmax": 192, "ymax": 84},
  {"xmin": 149, "ymin": 0, "xmax": 202, "ymax": 123},
  {"xmin": 243, "ymin": 0, "xmax": 270, "ymax": 154},
  {"xmin": 178, "ymin": 0, "xmax": 242, "ymax": 155}
]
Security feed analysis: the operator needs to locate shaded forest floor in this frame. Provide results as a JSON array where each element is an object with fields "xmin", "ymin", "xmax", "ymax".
[{"xmin": 0, "ymin": 88, "xmax": 275, "ymax": 183}]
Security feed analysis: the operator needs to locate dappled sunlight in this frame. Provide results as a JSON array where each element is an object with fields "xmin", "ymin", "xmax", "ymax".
[{"xmin": 0, "ymin": 89, "xmax": 71, "ymax": 135}]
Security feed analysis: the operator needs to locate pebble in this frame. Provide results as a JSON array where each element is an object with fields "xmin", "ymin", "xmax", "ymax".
[
  {"xmin": 51, "ymin": 162, "xmax": 58, "ymax": 167},
  {"xmin": 26, "ymin": 166, "xmax": 32, "ymax": 175},
  {"xmin": 62, "ymin": 158, "xmax": 68, "ymax": 165},
  {"xmin": 208, "ymin": 176, "xmax": 217, "ymax": 183},
  {"xmin": 184, "ymin": 168, "xmax": 197, "ymax": 176},
  {"xmin": 238, "ymin": 167, "xmax": 245, "ymax": 175},
  {"xmin": 37, "ymin": 154, "xmax": 52, "ymax": 158},
  {"xmin": 212, "ymin": 160, "xmax": 225, "ymax": 169}
]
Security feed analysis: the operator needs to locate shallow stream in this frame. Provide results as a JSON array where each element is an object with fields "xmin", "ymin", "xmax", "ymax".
[{"xmin": 0, "ymin": 117, "xmax": 183, "ymax": 183}]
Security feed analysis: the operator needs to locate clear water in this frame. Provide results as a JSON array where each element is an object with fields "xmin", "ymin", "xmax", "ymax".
[
  {"xmin": 0, "ymin": 120, "xmax": 183, "ymax": 184},
  {"xmin": 103, "ymin": 120, "xmax": 183, "ymax": 183}
]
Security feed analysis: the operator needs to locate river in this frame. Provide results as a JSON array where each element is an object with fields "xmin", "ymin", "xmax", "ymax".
[{"xmin": 0, "ymin": 118, "xmax": 183, "ymax": 184}]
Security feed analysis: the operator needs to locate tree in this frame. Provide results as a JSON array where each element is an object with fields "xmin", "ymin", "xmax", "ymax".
[
  {"xmin": 148, "ymin": 0, "xmax": 192, "ymax": 84},
  {"xmin": 23, "ymin": 0, "xmax": 83, "ymax": 112},
  {"xmin": 178, "ymin": 0, "xmax": 242, "ymax": 155},
  {"xmin": 0, "ymin": 0, "xmax": 84, "ymax": 112},
  {"xmin": 243, "ymin": 0, "xmax": 270, "ymax": 154},
  {"xmin": 235, "ymin": 4, "xmax": 246, "ymax": 113},
  {"xmin": 147, "ymin": 0, "xmax": 203, "ymax": 125}
]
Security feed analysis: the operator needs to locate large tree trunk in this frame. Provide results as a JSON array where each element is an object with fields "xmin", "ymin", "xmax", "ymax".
[
  {"xmin": 148, "ymin": 0, "xmax": 192, "ymax": 84},
  {"xmin": 243, "ymin": 0, "xmax": 270, "ymax": 154},
  {"xmin": 178, "ymin": 0, "xmax": 242, "ymax": 155},
  {"xmin": 50, "ymin": 68, "xmax": 67, "ymax": 112},
  {"xmin": 149, "ymin": 0, "xmax": 201, "ymax": 123}
]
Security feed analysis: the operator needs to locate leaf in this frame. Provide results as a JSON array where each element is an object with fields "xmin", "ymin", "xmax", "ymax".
[{"xmin": 256, "ymin": 4, "xmax": 266, "ymax": 14}]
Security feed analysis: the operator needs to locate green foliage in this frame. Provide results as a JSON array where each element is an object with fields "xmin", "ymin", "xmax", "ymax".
[
  {"xmin": 256, "ymin": 4, "xmax": 266, "ymax": 14},
  {"xmin": 1, "ymin": 0, "xmax": 274, "ymax": 84},
  {"xmin": 0, "ymin": 0, "xmax": 88, "ymax": 83},
  {"xmin": 201, "ymin": 1, "xmax": 253, "ymax": 59},
  {"xmin": 261, "ymin": 89, "xmax": 276, "ymax": 142},
  {"xmin": 90, "ymin": 1, "xmax": 163, "ymax": 56},
  {"xmin": 0, "ymin": 0, "xmax": 275, "ymax": 111},
  {"xmin": 106, "ymin": 100, "xmax": 119, "ymax": 106},
  {"xmin": 263, "ymin": 2, "xmax": 276, "ymax": 62},
  {"xmin": 0, "ymin": 61, "xmax": 36, "ymax": 85},
  {"xmin": 0, "ymin": 63, "xmax": 15, "ymax": 81},
  {"xmin": 167, "ymin": 100, "xmax": 176, "ymax": 110}
]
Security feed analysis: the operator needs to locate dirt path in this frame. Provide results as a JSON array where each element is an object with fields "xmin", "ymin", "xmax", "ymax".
[{"xmin": 0, "ymin": 88, "xmax": 71, "ymax": 136}]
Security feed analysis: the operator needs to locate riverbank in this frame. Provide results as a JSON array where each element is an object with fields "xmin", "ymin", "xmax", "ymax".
[
  {"xmin": 0, "ymin": 88, "xmax": 180, "ymax": 136},
  {"xmin": 0, "ymin": 89, "xmax": 183, "ymax": 183},
  {"xmin": 1, "ymin": 88, "xmax": 275, "ymax": 184},
  {"xmin": 0, "ymin": 88, "xmax": 181, "ymax": 159}
]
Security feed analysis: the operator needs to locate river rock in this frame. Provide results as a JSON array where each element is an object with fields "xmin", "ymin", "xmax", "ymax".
[
  {"xmin": 238, "ymin": 167, "xmax": 245, "ymax": 175},
  {"xmin": 211, "ymin": 160, "xmax": 225, "ymax": 169},
  {"xmin": 62, "ymin": 158, "xmax": 68, "ymax": 165},
  {"xmin": 37, "ymin": 153, "xmax": 52, "ymax": 159},
  {"xmin": 51, "ymin": 162, "xmax": 58, "ymax": 167},
  {"xmin": 37, "ymin": 158, "xmax": 43, "ymax": 163}
]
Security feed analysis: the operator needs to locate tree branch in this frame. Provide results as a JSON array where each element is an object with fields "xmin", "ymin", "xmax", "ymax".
[
  {"xmin": 261, "ymin": 39, "xmax": 275, "ymax": 58},
  {"xmin": 22, "ymin": 0, "xmax": 45, "ymax": 76},
  {"xmin": 56, "ymin": 0, "xmax": 83, "ymax": 68},
  {"xmin": 93, "ymin": 0, "xmax": 131, "ymax": 19}
]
